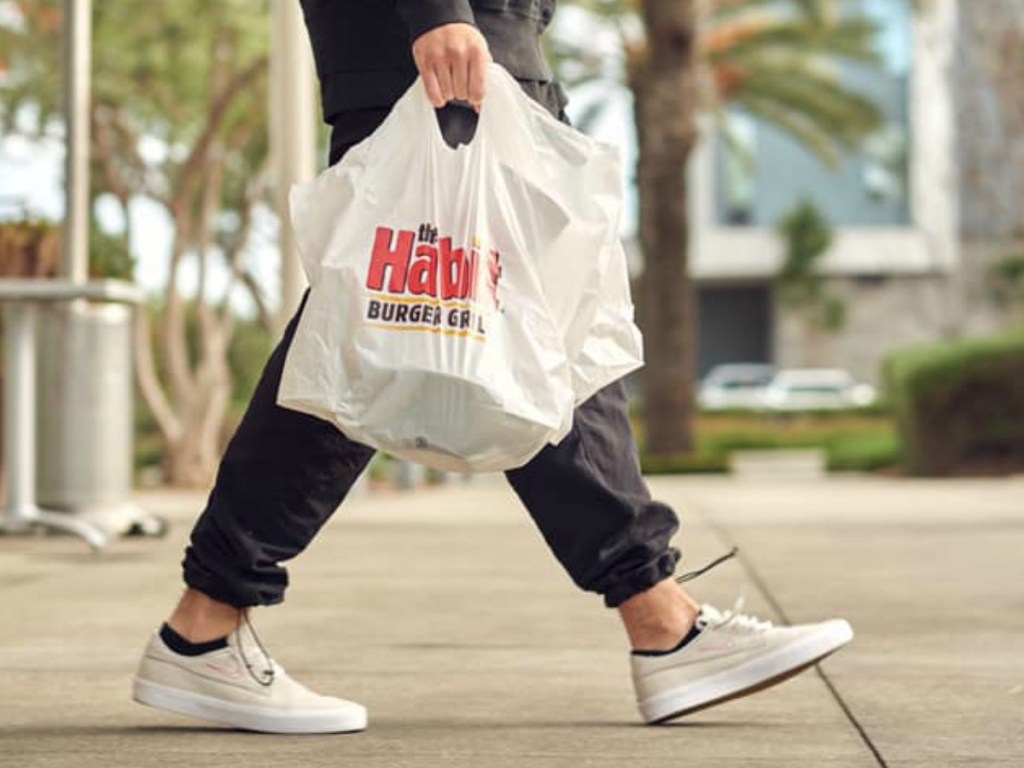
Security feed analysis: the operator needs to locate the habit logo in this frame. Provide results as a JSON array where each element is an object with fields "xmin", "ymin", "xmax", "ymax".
[{"xmin": 364, "ymin": 222, "xmax": 503, "ymax": 336}]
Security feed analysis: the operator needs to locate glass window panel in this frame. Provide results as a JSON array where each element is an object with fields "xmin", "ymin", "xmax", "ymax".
[{"xmin": 714, "ymin": 0, "xmax": 913, "ymax": 228}]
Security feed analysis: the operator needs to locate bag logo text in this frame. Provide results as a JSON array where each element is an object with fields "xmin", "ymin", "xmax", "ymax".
[{"xmin": 364, "ymin": 223, "xmax": 503, "ymax": 338}]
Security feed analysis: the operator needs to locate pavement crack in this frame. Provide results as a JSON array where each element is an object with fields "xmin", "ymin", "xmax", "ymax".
[
  {"xmin": 812, "ymin": 665, "xmax": 890, "ymax": 768},
  {"xmin": 688, "ymin": 503, "xmax": 890, "ymax": 768}
]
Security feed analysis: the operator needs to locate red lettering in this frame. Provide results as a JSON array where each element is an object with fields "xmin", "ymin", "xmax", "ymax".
[
  {"xmin": 366, "ymin": 227, "xmax": 414, "ymax": 293},
  {"xmin": 487, "ymin": 250, "xmax": 502, "ymax": 307},
  {"xmin": 459, "ymin": 248, "xmax": 478, "ymax": 301},
  {"xmin": 408, "ymin": 244, "xmax": 438, "ymax": 297},
  {"xmin": 439, "ymin": 237, "xmax": 467, "ymax": 300},
  {"xmin": 367, "ymin": 228, "xmax": 501, "ymax": 306}
]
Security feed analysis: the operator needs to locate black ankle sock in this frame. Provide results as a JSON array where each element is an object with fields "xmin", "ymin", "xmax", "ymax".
[
  {"xmin": 160, "ymin": 623, "xmax": 229, "ymax": 656},
  {"xmin": 631, "ymin": 621, "xmax": 704, "ymax": 657}
]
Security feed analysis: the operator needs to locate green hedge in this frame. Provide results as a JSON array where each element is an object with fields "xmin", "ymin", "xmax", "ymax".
[
  {"xmin": 640, "ymin": 452, "xmax": 730, "ymax": 475},
  {"xmin": 885, "ymin": 333, "xmax": 1024, "ymax": 476},
  {"xmin": 826, "ymin": 431, "xmax": 901, "ymax": 472},
  {"xmin": 637, "ymin": 412, "xmax": 900, "ymax": 475}
]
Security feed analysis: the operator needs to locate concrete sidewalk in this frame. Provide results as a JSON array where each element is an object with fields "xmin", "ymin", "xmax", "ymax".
[{"xmin": 1, "ymin": 474, "xmax": 1022, "ymax": 767}]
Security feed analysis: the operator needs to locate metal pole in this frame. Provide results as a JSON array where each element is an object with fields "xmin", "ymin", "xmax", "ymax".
[
  {"xmin": 270, "ymin": 0, "xmax": 316, "ymax": 335},
  {"xmin": 2, "ymin": 304, "xmax": 41, "ymax": 524},
  {"xmin": 1, "ymin": 299, "xmax": 111, "ymax": 549},
  {"xmin": 62, "ymin": 0, "xmax": 92, "ymax": 284}
]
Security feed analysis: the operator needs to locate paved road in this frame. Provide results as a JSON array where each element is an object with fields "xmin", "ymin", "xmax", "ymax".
[{"xmin": 1, "ymin": 474, "xmax": 1021, "ymax": 767}]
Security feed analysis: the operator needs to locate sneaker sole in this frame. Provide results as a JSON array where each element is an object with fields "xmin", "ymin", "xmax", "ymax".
[
  {"xmin": 132, "ymin": 678, "xmax": 368, "ymax": 734},
  {"xmin": 638, "ymin": 619, "xmax": 853, "ymax": 724}
]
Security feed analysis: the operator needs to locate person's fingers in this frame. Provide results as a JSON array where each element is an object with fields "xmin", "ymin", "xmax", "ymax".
[
  {"xmin": 467, "ymin": 47, "xmax": 490, "ymax": 110},
  {"xmin": 452, "ymin": 52, "xmax": 470, "ymax": 104},
  {"xmin": 434, "ymin": 62, "xmax": 456, "ymax": 105},
  {"xmin": 420, "ymin": 67, "xmax": 445, "ymax": 108},
  {"xmin": 412, "ymin": 24, "xmax": 491, "ymax": 108}
]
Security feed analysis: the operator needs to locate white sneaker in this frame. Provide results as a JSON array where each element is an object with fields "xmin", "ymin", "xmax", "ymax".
[
  {"xmin": 132, "ymin": 620, "xmax": 367, "ymax": 734},
  {"xmin": 632, "ymin": 601, "xmax": 853, "ymax": 723}
]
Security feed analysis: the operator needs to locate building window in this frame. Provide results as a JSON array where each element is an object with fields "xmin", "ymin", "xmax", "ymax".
[{"xmin": 714, "ymin": 0, "xmax": 913, "ymax": 228}]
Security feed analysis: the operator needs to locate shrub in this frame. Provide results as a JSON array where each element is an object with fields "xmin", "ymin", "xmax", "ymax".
[
  {"xmin": 636, "ymin": 410, "xmax": 897, "ymax": 474},
  {"xmin": 885, "ymin": 333, "xmax": 1024, "ymax": 476},
  {"xmin": 826, "ymin": 431, "xmax": 901, "ymax": 472},
  {"xmin": 640, "ymin": 452, "xmax": 730, "ymax": 475}
]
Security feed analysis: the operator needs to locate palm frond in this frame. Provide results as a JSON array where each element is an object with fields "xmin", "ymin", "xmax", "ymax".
[
  {"xmin": 739, "ymin": 95, "xmax": 844, "ymax": 165},
  {"xmin": 707, "ymin": 18, "xmax": 882, "ymax": 66},
  {"xmin": 787, "ymin": 0, "xmax": 833, "ymax": 25},
  {"xmin": 709, "ymin": 0, "xmax": 831, "ymax": 24},
  {"xmin": 732, "ymin": 66, "xmax": 882, "ymax": 165},
  {"xmin": 557, "ymin": 0, "xmax": 886, "ymax": 160},
  {"xmin": 565, "ymin": 0, "xmax": 636, "ymax": 18}
]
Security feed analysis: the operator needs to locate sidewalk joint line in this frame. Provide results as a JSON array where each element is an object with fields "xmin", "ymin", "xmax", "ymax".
[
  {"xmin": 688, "ymin": 505, "xmax": 889, "ymax": 768},
  {"xmin": 813, "ymin": 666, "xmax": 890, "ymax": 768}
]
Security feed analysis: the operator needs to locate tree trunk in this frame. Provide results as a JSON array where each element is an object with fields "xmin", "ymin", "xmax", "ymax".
[
  {"xmin": 162, "ymin": 427, "xmax": 220, "ymax": 488},
  {"xmin": 154, "ymin": 358, "xmax": 231, "ymax": 488},
  {"xmin": 630, "ymin": 0, "xmax": 701, "ymax": 455}
]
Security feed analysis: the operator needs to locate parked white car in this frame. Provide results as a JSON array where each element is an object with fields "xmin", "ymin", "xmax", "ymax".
[
  {"xmin": 761, "ymin": 369, "xmax": 877, "ymax": 411},
  {"xmin": 698, "ymin": 364, "xmax": 777, "ymax": 410}
]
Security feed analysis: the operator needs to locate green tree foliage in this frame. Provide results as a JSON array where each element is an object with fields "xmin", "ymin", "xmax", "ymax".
[
  {"xmin": 776, "ymin": 199, "xmax": 844, "ymax": 331},
  {"xmin": 1, "ymin": 0, "xmax": 273, "ymax": 485},
  {"xmin": 990, "ymin": 253, "xmax": 1024, "ymax": 318},
  {"xmin": 88, "ymin": 216, "xmax": 134, "ymax": 280},
  {"xmin": 553, "ymin": 0, "xmax": 882, "ymax": 163},
  {"xmin": 1, "ymin": 1, "xmax": 268, "ymax": 139},
  {"xmin": 227, "ymin": 316, "xmax": 273, "ymax": 409}
]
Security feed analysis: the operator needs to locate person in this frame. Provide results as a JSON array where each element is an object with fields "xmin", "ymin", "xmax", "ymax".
[{"xmin": 132, "ymin": 0, "xmax": 852, "ymax": 734}]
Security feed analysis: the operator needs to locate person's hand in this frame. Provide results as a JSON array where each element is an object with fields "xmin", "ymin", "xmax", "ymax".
[{"xmin": 411, "ymin": 23, "xmax": 492, "ymax": 111}]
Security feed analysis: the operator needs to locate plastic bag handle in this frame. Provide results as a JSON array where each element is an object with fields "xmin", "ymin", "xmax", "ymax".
[{"xmin": 399, "ymin": 64, "xmax": 540, "ymax": 168}]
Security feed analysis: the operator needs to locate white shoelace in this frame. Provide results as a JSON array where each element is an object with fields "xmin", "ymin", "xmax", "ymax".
[
  {"xmin": 700, "ymin": 596, "xmax": 775, "ymax": 634},
  {"xmin": 675, "ymin": 546, "xmax": 739, "ymax": 584},
  {"xmin": 674, "ymin": 548, "xmax": 776, "ymax": 635},
  {"xmin": 235, "ymin": 612, "xmax": 277, "ymax": 687}
]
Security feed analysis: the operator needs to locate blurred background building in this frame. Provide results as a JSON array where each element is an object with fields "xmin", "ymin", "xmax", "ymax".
[
  {"xmin": 686, "ymin": 0, "xmax": 1023, "ymax": 383},
  {"xmin": 2, "ymin": 0, "xmax": 1022, "ymax": 491}
]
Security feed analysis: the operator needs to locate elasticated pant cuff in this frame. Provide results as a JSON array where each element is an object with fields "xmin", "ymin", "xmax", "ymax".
[
  {"xmin": 182, "ymin": 549, "xmax": 286, "ymax": 610},
  {"xmin": 602, "ymin": 548, "xmax": 681, "ymax": 608}
]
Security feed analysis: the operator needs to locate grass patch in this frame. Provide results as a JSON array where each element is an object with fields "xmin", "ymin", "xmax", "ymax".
[
  {"xmin": 826, "ymin": 430, "xmax": 901, "ymax": 472},
  {"xmin": 640, "ymin": 451, "xmax": 730, "ymax": 475},
  {"xmin": 637, "ymin": 411, "xmax": 900, "ymax": 475}
]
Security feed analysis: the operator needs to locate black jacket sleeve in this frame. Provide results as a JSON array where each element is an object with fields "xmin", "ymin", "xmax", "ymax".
[{"xmin": 394, "ymin": 0, "xmax": 477, "ymax": 42}]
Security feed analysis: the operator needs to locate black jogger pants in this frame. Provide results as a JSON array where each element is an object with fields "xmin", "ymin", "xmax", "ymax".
[{"xmin": 181, "ymin": 90, "xmax": 682, "ymax": 610}]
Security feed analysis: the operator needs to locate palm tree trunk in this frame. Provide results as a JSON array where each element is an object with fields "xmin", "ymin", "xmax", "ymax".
[{"xmin": 630, "ymin": 0, "xmax": 701, "ymax": 455}]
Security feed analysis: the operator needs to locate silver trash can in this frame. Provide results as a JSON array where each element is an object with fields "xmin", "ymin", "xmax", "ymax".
[
  {"xmin": 35, "ymin": 300, "xmax": 143, "ymax": 530},
  {"xmin": 0, "ymin": 279, "xmax": 157, "ymax": 548}
]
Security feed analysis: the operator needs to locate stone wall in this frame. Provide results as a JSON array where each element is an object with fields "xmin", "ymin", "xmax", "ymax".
[
  {"xmin": 773, "ymin": 243, "xmax": 1022, "ymax": 387},
  {"xmin": 956, "ymin": 239, "xmax": 1024, "ymax": 335},
  {"xmin": 956, "ymin": 0, "xmax": 1024, "ymax": 240},
  {"xmin": 773, "ymin": 274, "xmax": 953, "ymax": 386}
]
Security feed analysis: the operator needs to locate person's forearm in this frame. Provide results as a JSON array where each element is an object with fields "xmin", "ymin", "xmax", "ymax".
[{"xmin": 394, "ymin": 0, "xmax": 476, "ymax": 41}]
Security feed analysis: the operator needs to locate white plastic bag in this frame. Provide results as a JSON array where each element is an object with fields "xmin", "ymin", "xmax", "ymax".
[
  {"xmin": 511, "ymin": 90, "xmax": 644, "ymax": 402},
  {"xmin": 278, "ymin": 64, "xmax": 642, "ymax": 472}
]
